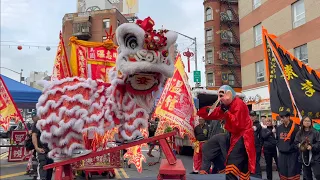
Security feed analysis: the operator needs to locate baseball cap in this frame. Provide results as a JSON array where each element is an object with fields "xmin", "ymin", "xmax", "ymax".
[
  {"xmin": 279, "ymin": 111, "xmax": 291, "ymax": 117},
  {"xmin": 31, "ymin": 111, "xmax": 37, "ymax": 118},
  {"xmin": 249, "ymin": 111, "xmax": 257, "ymax": 116}
]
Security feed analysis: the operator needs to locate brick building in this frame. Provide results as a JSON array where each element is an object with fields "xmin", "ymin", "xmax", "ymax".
[
  {"xmin": 239, "ymin": 0, "xmax": 320, "ymax": 113},
  {"xmin": 203, "ymin": 0, "xmax": 242, "ymax": 92},
  {"xmin": 62, "ymin": 8, "xmax": 128, "ymax": 55}
]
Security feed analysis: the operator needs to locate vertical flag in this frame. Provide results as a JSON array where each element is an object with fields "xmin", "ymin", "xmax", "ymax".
[
  {"xmin": 153, "ymin": 54, "xmax": 196, "ymax": 142},
  {"xmin": 0, "ymin": 76, "xmax": 24, "ymax": 131},
  {"xmin": 263, "ymin": 27, "xmax": 320, "ymax": 124},
  {"xmin": 51, "ymin": 31, "xmax": 71, "ymax": 81}
]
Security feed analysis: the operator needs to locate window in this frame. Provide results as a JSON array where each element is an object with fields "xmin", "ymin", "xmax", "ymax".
[
  {"xmin": 292, "ymin": 0, "xmax": 305, "ymax": 28},
  {"xmin": 228, "ymin": 52, "xmax": 234, "ymax": 64},
  {"xmin": 253, "ymin": 0, "xmax": 261, "ymax": 9},
  {"xmin": 102, "ymin": 36, "xmax": 107, "ymax": 42},
  {"xmin": 206, "ymin": 50, "xmax": 213, "ymax": 64},
  {"xmin": 254, "ymin": 23, "xmax": 262, "ymax": 46},
  {"xmin": 205, "ymin": 8, "xmax": 212, "ymax": 21},
  {"xmin": 256, "ymin": 60, "xmax": 265, "ymax": 83},
  {"xmin": 294, "ymin": 44, "xmax": 308, "ymax": 64},
  {"xmin": 228, "ymin": 74, "xmax": 235, "ymax": 86},
  {"xmin": 207, "ymin": 73, "xmax": 214, "ymax": 87},
  {"xmin": 103, "ymin": 19, "xmax": 110, "ymax": 29},
  {"xmin": 206, "ymin": 29, "xmax": 213, "ymax": 42},
  {"xmin": 226, "ymin": 10, "xmax": 233, "ymax": 20}
]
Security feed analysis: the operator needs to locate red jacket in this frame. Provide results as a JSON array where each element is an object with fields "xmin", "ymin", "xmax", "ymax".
[{"xmin": 197, "ymin": 97, "xmax": 256, "ymax": 173}]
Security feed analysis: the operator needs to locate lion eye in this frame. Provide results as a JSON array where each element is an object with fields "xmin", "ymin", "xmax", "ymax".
[{"xmin": 124, "ymin": 34, "xmax": 138, "ymax": 50}]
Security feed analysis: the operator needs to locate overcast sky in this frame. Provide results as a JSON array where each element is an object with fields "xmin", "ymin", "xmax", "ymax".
[{"xmin": 0, "ymin": 0, "xmax": 206, "ymax": 87}]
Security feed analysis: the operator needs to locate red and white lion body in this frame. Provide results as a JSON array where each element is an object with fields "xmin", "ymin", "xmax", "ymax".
[{"xmin": 36, "ymin": 17, "xmax": 178, "ymax": 159}]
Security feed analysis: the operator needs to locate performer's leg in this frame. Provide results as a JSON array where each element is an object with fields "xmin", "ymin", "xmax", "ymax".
[
  {"xmin": 287, "ymin": 152, "xmax": 301, "ymax": 179},
  {"xmin": 272, "ymin": 148, "xmax": 278, "ymax": 170},
  {"xmin": 278, "ymin": 152, "xmax": 288, "ymax": 179},
  {"xmin": 192, "ymin": 142, "xmax": 204, "ymax": 173},
  {"xmin": 264, "ymin": 151, "xmax": 273, "ymax": 180},
  {"xmin": 225, "ymin": 137, "xmax": 249, "ymax": 180}
]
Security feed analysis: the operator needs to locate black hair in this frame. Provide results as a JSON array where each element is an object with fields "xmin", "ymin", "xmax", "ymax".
[{"xmin": 300, "ymin": 116, "xmax": 313, "ymax": 131}]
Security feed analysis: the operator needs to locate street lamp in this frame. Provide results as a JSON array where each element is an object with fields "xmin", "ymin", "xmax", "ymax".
[
  {"xmin": 0, "ymin": 67, "xmax": 24, "ymax": 82},
  {"xmin": 172, "ymin": 31, "xmax": 200, "ymax": 87}
]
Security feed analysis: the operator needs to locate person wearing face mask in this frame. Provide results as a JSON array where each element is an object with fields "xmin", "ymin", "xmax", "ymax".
[
  {"xmin": 261, "ymin": 117, "xmax": 278, "ymax": 180},
  {"xmin": 276, "ymin": 111, "xmax": 301, "ymax": 180},
  {"xmin": 197, "ymin": 85, "xmax": 255, "ymax": 180},
  {"xmin": 294, "ymin": 116, "xmax": 320, "ymax": 180}
]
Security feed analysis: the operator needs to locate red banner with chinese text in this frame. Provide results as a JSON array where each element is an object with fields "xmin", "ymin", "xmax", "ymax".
[
  {"xmin": 69, "ymin": 38, "xmax": 117, "ymax": 83},
  {"xmin": 51, "ymin": 32, "xmax": 71, "ymax": 81},
  {"xmin": 8, "ymin": 130, "xmax": 28, "ymax": 162},
  {"xmin": 0, "ymin": 76, "xmax": 23, "ymax": 131},
  {"xmin": 153, "ymin": 54, "xmax": 196, "ymax": 142}
]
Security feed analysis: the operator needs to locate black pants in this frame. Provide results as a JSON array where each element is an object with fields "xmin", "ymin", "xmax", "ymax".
[
  {"xmin": 251, "ymin": 147, "xmax": 262, "ymax": 178},
  {"xmin": 36, "ymin": 152, "xmax": 54, "ymax": 180},
  {"xmin": 264, "ymin": 147, "xmax": 278, "ymax": 180},
  {"xmin": 302, "ymin": 162, "xmax": 320, "ymax": 180},
  {"xmin": 278, "ymin": 151, "xmax": 301, "ymax": 180},
  {"xmin": 225, "ymin": 137, "xmax": 250, "ymax": 180},
  {"xmin": 201, "ymin": 133, "xmax": 229, "ymax": 173}
]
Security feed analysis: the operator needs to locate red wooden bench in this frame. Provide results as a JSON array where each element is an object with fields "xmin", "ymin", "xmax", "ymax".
[{"xmin": 44, "ymin": 132, "xmax": 186, "ymax": 180}]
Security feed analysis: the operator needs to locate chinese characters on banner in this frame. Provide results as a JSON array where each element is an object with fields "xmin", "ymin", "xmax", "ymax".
[
  {"xmin": 153, "ymin": 55, "xmax": 196, "ymax": 142},
  {"xmin": 69, "ymin": 37, "xmax": 117, "ymax": 83},
  {"xmin": 8, "ymin": 131, "xmax": 28, "ymax": 162},
  {"xmin": 0, "ymin": 76, "xmax": 22, "ymax": 131},
  {"xmin": 263, "ymin": 28, "xmax": 320, "ymax": 123}
]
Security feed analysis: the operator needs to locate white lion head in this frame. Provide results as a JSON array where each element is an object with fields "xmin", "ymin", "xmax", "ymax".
[{"xmin": 115, "ymin": 17, "xmax": 178, "ymax": 94}]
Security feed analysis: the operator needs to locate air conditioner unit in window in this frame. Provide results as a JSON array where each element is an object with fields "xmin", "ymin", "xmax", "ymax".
[{"xmin": 208, "ymin": 82, "xmax": 214, "ymax": 87}]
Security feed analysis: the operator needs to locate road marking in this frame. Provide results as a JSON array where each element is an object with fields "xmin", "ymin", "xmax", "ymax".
[
  {"xmin": 1, "ymin": 161, "xmax": 27, "ymax": 168},
  {"xmin": 0, "ymin": 172, "xmax": 25, "ymax": 179},
  {"xmin": 119, "ymin": 168, "xmax": 129, "ymax": 178},
  {"xmin": 0, "ymin": 152, "xmax": 8, "ymax": 159},
  {"xmin": 114, "ymin": 168, "xmax": 122, "ymax": 179}
]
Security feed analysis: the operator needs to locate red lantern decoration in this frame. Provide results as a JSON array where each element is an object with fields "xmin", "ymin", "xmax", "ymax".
[
  {"xmin": 17, "ymin": 45, "xmax": 22, "ymax": 50},
  {"xmin": 183, "ymin": 48, "xmax": 194, "ymax": 73}
]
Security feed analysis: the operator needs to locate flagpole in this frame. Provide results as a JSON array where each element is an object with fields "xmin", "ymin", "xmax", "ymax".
[{"xmin": 266, "ymin": 37, "xmax": 302, "ymax": 120}]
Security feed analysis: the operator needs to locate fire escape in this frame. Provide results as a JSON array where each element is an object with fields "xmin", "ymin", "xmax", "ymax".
[{"xmin": 220, "ymin": 0, "xmax": 241, "ymax": 87}]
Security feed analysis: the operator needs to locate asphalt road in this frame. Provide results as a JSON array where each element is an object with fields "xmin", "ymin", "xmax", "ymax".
[{"xmin": 0, "ymin": 142, "xmax": 301, "ymax": 180}]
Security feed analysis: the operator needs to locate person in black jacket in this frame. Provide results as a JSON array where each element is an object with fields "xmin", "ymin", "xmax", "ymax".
[
  {"xmin": 294, "ymin": 116, "xmax": 320, "ymax": 180},
  {"xmin": 191, "ymin": 118, "xmax": 209, "ymax": 174},
  {"xmin": 250, "ymin": 111, "xmax": 262, "ymax": 178},
  {"xmin": 276, "ymin": 111, "xmax": 301, "ymax": 180},
  {"xmin": 261, "ymin": 117, "xmax": 278, "ymax": 180}
]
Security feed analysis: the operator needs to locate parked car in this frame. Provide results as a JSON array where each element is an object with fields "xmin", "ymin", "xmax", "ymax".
[{"xmin": 0, "ymin": 121, "xmax": 18, "ymax": 138}]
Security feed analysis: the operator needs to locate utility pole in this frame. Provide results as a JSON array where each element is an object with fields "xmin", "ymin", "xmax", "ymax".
[{"xmin": 173, "ymin": 31, "xmax": 197, "ymax": 70}]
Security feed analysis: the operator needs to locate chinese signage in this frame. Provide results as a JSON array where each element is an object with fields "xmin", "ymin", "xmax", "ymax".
[
  {"xmin": 263, "ymin": 28, "xmax": 320, "ymax": 123},
  {"xmin": 193, "ymin": 70, "xmax": 201, "ymax": 83},
  {"xmin": 8, "ymin": 131, "xmax": 28, "ymax": 162},
  {"xmin": 69, "ymin": 37, "xmax": 117, "ymax": 83},
  {"xmin": 153, "ymin": 55, "xmax": 196, "ymax": 142}
]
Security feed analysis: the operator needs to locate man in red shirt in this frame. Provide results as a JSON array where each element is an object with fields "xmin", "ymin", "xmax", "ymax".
[{"xmin": 197, "ymin": 85, "xmax": 255, "ymax": 180}]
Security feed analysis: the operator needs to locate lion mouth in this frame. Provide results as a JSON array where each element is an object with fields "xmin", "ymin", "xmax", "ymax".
[{"xmin": 126, "ymin": 72, "xmax": 160, "ymax": 94}]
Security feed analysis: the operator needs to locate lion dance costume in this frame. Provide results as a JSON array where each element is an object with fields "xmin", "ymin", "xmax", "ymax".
[
  {"xmin": 36, "ymin": 17, "xmax": 178, "ymax": 160},
  {"xmin": 197, "ymin": 85, "xmax": 256, "ymax": 180}
]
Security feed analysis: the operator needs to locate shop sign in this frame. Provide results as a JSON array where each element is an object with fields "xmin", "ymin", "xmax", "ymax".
[
  {"xmin": 244, "ymin": 94, "xmax": 261, "ymax": 104},
  {"xmin": 8, "ymin": 130, "xmax": 28, "ymax": 162},
  {"xmin": 253, "ymin": 100, "xmax": 271, "ymax": 111}
]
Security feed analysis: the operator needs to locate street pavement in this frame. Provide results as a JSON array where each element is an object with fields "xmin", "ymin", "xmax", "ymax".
[{"xmin": 0, "ymin": 143, "xmax": 301, "ymax": 180}]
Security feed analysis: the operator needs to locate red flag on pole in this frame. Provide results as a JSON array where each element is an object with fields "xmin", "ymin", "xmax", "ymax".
[{"xmin": 51, "ymin": 31, "xmax": 71, "ymax": 81}]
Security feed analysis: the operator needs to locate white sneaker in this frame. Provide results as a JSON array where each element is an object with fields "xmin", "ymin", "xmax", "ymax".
[{"xmin": 71, "ymin": 149, "xmax": 92, "ymax": 158}]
